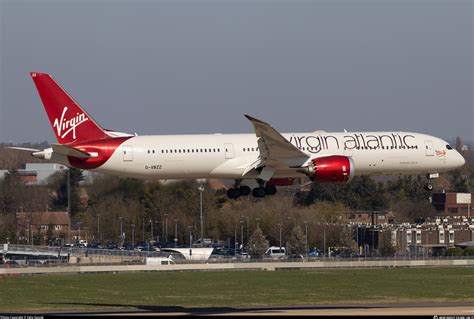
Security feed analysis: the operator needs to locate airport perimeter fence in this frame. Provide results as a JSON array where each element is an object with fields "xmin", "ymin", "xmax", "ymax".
[{"xmin": 2, "ymin": 243, "xmax": 474, "ymax": 269}]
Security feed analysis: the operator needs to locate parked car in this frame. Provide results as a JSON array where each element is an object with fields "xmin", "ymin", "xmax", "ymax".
[
  {"xmin": 106, "ymin": 242, "xmax": 118, "ymax": 249},
  {"xmin": 308, "ymin": 249, "xmax": 322, "ymax": 257}
]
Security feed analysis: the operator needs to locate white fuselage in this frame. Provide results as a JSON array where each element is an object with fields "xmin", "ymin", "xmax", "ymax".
[{"xmin": 91, "ymin": 131, "xmax": 464, "ymax": 181}]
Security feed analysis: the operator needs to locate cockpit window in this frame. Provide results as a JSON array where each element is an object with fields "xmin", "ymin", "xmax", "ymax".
[{"xmin": 446, "ymin": 144, "xmax": 453, "ymax": 150}]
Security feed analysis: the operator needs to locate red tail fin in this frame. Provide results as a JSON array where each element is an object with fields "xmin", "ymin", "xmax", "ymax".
[{"xmin": 30, "ymin": 72, "xmax": 108, "ymax": 144}]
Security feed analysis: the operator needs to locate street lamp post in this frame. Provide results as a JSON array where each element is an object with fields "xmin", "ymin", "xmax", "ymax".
[
  {"xmin": 356, "ymin": 225, "xmax": 359, "ymax": 255},
  {"xmin": 97, "ymin": 213, "xmax": 101, "ymax": 244},
  {"xmin": 131, "ymin": 224, "xmax": 135, "ymax": 248},
  {"xmin": 84, "ymin": 226, "xmax": 88, "ymax": 243},
  {"xmin": 240, "ymin": 220, "xmax": 244, "ymax": 253},
  {"xmin": 188, "ymin": 226, "xmax": 193, "ymax": 256},
  {"xmin": 198, "ymin": 186, "xmax": 204, "ymax": 247},
  {"xmin": 234, "ymin": 226, "xmax": 237, "ymax": 256},
  {"xmin": 323, "ymin": 227, "xmax": 326, "ymax": 257},
  {"xmin": 119, "ymin": 217, "xmax": 123, "ymax": 247},
  {"xmin": 174, "ymin": 218, "xmax": 179, "ymax": 247},
  {"xmin": 150, "ymin": 219, "xmax": 154, "ymax": 243},
  {"xmin": 164, "ymin": 214, "xmax": 168, "ymax": 243},
  {"xmin": 78, "ymin": 222, "xmax": 81, "ymax": 242},
  {"xmin": 277, "ymin": 223, "xmax": 282, "ymax": 253},
  {"xmin": 304, "ymin": 221, "xmax": 308, "ymax": 257},
  {"xmin": 67, "ymin": 169, "xmax": 71, "ymax": 215},
  {"xmin": 242, "ymin": 215, "xmax": 249, "ymax": 246}
]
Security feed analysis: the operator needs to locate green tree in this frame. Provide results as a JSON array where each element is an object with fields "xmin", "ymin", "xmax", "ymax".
[
  {"xmin": 295, "ymin": 176, "xmax": 387, "ymax": 211},
  {"xmin": 288, "ymin": 225, "xmax": 306, "ymax": 255},
  {"xmin": 49, "ymin": 168, "xmax": 85, "ymax": 214},
  {"xmin": 247, "ymin": 227, "xmax": 269, "ymax": 257},
  {"xmin": 449, "ymin": 170, "xmax": 469, "ymax": 193},
  {"xmin": 378, "ymin": 231, "xmax": 396, "ymax": 257}
]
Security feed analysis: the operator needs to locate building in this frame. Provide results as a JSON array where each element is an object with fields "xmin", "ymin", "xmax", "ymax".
[
  {"xmin": 354, "ymin": 215, "xmax": 474, "ymax": 257},
  {"xmin": 16, "ymin": 211, "xmax": 70, "ymax": 245},
  {"xmin": 391, "ymin": 223, "xmax": 474, "ymax": 256},
  {"xmin": 348, "ymin": 211, "xmax": 394, "ymax": 225},
  {"xmin": 0, "ymin": 163, "xmax": 68, "ymax": 185},
  {"xmin": 431, "ymin": 192, "xmax": 473, "ymax": 217}
]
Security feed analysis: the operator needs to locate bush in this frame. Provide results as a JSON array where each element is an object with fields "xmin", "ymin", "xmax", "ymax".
[
  {"xmin": 446, "ymin": 247, "xmax": 464, "ymax": 257},
  {"xmin": 464, "ymin": 247, "xmax": 474, "ymax": 256}
]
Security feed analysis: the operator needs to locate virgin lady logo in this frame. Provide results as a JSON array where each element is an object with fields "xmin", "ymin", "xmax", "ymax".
[
  {"xmin": 435, "ymin": 150, "xmax": 446, "ymax": 157},
  {"xmin": 53, "ymin": 106, "xmax": 89, "ymax": 140}
]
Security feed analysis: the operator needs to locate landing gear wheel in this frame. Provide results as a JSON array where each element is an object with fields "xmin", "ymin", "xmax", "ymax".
[
  {"xmin": 240, "ymin": 186, "xmax": 251, "ymax": 196},
  {"xmin": 227, "ymin": 188, "xmax": 241, "ymax": 199},
  {"xmin": 264, "ymin": 185, "xmax": 277, "ymax": 196},
  {"xmin": 252, "ymin": 187, "xmax": 266, "ymax": 198}
]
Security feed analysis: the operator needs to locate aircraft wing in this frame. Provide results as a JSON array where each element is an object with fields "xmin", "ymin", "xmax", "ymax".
[
  {"xmin": 244, "ymin": 115, "xmax": 309, "ymax": 178},
  {"xmin": 51, "ymin": 144, "xmax": 94, "ymax": 159}
]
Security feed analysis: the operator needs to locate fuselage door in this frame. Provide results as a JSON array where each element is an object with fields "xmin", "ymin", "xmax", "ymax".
[
  {"xmin": 122, "ymin": 145, "xmax": 133, "ymax": 161},
  {"xmin": 224, "ymin": 143, "xmax": 234, "ymax": 159},
  {"xmin": 424, "ymin": 141, "xmax": 434, "ymax": 156}
]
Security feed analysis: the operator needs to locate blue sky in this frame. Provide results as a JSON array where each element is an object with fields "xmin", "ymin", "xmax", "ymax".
[{"xmin": 1, "ymin": 0, "xmax": 472, "ymax": 144}]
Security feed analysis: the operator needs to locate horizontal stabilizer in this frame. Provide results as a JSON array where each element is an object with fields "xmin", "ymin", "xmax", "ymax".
[
  {"xmin": 51, "ymin": 144, "xmax": 93, "ymax": 159},
  {"xmin": 6, "ymin": 147, "xmax": 41, "ymax": 152}
]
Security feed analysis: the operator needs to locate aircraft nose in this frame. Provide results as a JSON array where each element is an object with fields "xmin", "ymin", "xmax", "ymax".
[{"xmin": 454, "ymin": 151, "xmax": 465, "ymax": 168}]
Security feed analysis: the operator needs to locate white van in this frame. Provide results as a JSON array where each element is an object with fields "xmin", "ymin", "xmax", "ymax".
[
  {"xmin": 146, "ymin": 256, "xmax": 175, "ymax": 265},
  {"xmin": 265, "ymin": 246, "xmax": 286, "ymax": 259}
]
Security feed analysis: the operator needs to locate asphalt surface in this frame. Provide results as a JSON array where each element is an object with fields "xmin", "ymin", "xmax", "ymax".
[{"xmin": 6, "ymin": 302, "xmax": 472, "ymax": 316}]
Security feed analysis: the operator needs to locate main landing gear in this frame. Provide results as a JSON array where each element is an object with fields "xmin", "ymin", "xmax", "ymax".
[{"xmin": 227, "ymin": 179, "xmax": 277, "ymax": 199}]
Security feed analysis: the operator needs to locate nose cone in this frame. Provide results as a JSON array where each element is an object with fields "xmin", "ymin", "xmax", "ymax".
[{"xmin": 453, "ymin": 151, "xmax": 466, "ymax": 168}]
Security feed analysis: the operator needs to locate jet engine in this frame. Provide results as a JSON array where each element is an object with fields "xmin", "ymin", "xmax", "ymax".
[{"xmin": 297, "ymin": 155, "xmax": 355, "ymax": 183}]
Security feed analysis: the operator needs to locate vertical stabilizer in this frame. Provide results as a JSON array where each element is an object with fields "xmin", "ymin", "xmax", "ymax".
[{"xmin": 30, "ymin": 72, "xmax": 108, "ymax": 144}]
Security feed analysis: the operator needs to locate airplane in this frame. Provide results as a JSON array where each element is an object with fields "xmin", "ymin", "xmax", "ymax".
[{"xmin": 8, "ymin": 72, "xmax": 465, "ymax": 199}]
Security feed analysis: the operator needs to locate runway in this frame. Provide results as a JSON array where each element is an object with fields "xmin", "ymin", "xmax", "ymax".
[{"xmin": 41, "ymin": 302, "xmax": 474, "ymax": 316}]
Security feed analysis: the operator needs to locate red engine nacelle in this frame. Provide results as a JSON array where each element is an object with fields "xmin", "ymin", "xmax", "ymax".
[{"xmin": 299, "ymin": 155, "xmax": 355, "ymax": 184}]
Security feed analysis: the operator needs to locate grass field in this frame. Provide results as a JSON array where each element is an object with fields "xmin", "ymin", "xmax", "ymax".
[{"xmin": 0, "ymin": 267, "xmax": 473, "ymax": 312}]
